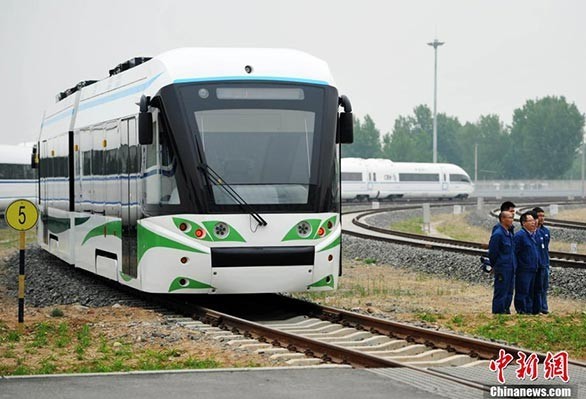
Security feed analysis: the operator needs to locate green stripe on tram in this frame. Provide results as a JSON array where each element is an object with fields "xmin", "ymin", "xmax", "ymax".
[
  {"xmin": 137, "ymin": 223, "xmax": 204, "ymax": 263},
  {"xmin": 318, "ymin": 236, "xmax": 340, "ymax": 252},
  {"xmin": 82, "ymin": 221, "xmax": 122, "ymax": 245}
]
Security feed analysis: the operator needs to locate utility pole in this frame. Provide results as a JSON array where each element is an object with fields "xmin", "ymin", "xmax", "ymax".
[
  {"xmin": 427, "ymin": 38, "xmax": 444, "ymax": 163},
  {"xmin": 474, "ymin": 143, "xmax": 478, "ymax": 182},
  {"xmin": 582, "ymin": 139, "xmax": 586, "ymax": 199}
]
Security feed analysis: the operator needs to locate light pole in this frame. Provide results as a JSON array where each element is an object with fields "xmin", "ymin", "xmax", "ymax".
[
  {"xmin": 427, "ymin": 38, "xmax": 444, "ymax": 163},
  {"xmin": 582, "ymin": 139, "xmax": 586, "ymax": 199}
]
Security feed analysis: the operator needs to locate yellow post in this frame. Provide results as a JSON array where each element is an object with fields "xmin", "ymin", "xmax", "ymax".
[
  {"xmin": 18, "ymin": 231, "xmax": 26, "ymax": 333},
  {"xmin": 5, "ymin": 199, "xmax": 39, "ymax": 334}
]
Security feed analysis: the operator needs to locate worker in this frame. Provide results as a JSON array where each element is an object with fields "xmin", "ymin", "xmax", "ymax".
[
  {"xmin": 488, "ymin": 211, "xmax": 516, "ymax": 314},
  {"xmin": 513, "ymin": 211, "xmax": 539, "ymax": 314},
  {"xmin": 532, "ymin": 207, "xmax": 551, "ymax": 314}
]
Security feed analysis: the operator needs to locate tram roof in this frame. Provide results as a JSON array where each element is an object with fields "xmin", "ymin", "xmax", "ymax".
[{"xmin": 40, "ymin": 48, "xmax": 336, "ymax": 140}]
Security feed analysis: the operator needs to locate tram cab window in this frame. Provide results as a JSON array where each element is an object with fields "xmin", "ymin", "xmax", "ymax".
[
  {"xmin": 159, "ymin": 127, "xmax": 179, "ymax": 204},
  {"xmin": 145, "ymin": 117, "xmax": 180, "ymax": 205}
]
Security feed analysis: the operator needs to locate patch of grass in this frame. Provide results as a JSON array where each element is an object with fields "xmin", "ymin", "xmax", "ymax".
[
  {"xmin": 75, "ymin": 324, "xmax": 92, "ymax": 359},
  {"xmin": 32, "ymin": 322, "xmax": 52, "ymax": 347},
  {"xmin": 55, "ymin": 323, "xmax": 71, "ymax": 348},
  {"xmin": 37, "ymin": 357, "xmax": 57, "ymax": 374},
  {"xmin": 50, "ymin": 308, "xmax": 64, "ymax": 318},
  {"xmin": 391, "ymin": 217, "xmax": 423, "ymax": 234},
  {"xmin": 435, "ymin": 216, "xmax": 490, "ymax": 243},
  {"xmin": 12, "ymin": 365, "xmax": 32, "ymax": 375},
  {"xmin": 182, "ymin": 358, "xmax": 221, "ymax": 369},
  {"xmin": 363, "ymin": 258, "xmax": 377, "ymax": 264},
  {"xmin": 451, "ymin": 314, "xmax": 464, "ymax": 326},
  {"xmin": 471, "ymin": 312, "xmax": 586, "ymax": 358},
  {"xmin": 7, "ymin": 330, "xmax": 21, "ymax": 342},
  {"xmin": 416, "ymin": 312, "xmax": 439, "ymax": 323}
]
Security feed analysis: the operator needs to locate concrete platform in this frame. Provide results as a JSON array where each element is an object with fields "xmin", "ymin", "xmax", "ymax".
[{"xmin": 0, "ymin": 366, "xmax": 458, "ymax": 399}]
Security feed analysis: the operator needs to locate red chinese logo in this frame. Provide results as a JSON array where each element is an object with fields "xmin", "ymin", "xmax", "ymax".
[
  {"xmin": 489, "ymin": 350, "xmax": 570, "ymax": 384},
  {"xmin": 489, "ymin": 349, "xmax": 514, "ymax": 384},
  {"xmin": 544, "ymin": 351, "xmax": 569, "ymax": 382},
  {"xmin": 515, "ymin": 352, "xmax": 539, "ymax": 381}
]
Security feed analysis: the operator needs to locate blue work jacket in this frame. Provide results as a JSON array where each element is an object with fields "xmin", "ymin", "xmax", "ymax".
[
  {"xmin": 488, "ymin": 224, "xmax": 517, "ymax": 271},
  {"xmin": 536, "ymin": 225, "xmax": 551, "ymax": 267},
  {"xmin": 514, "ymin": 228, "xmax": 539, "ymax": 272}
]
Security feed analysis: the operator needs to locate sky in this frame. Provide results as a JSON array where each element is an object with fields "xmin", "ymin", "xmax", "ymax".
[{"xmin": 1, "ymin": 0, "xmax": 585, "ymax": 145}]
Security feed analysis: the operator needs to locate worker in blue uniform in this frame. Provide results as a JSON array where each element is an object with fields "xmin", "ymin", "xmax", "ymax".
[
  {"xmin": 492, "ymin": 201, "xmax": 516, "ymax": 235},
  {"xmin": 533, "ymin": 207, "xmax": 551, "ymax": 314},
  {"xmin": 488, "ymin": 211, "xmax": 517, "ymax": 314},
  {"xmin": 513, "ymin": 212, "xmax": 539, "ymax": 314}
]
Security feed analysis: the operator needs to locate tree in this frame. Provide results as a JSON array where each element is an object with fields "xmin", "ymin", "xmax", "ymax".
[
  {"xmin": 382, "ymin": 105, "xmax": 432, "ymax": 162},
  {"xmin": 508, "ymin": 96, "xmax": 585, "ymax": 179},
  {"xmin": 382, "ymin": 105, "xmax": 463, "ymax": 164},
  {"xmin": 341, "ymin": 114, "xmax": 382, "ymax": 158},
  {"xmin": 457, "ymin": 115, "xmax": 511, "ymax": 180}
]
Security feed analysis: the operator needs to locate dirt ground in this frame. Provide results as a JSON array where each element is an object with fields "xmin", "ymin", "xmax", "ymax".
[
  {"xmin": 0, "ymin": 245, "xmax": 288, "ymax": 374},
  {"xmin": 308, "ymin": 259, "xmax": 585, "ymax": 323}
]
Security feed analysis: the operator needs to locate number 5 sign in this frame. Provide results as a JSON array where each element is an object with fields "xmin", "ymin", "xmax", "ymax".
[
  {"xmin": 5, "ymin": 199, "xmax": 38, "ymax": 332},
  {"xmin": 5, "ymin": 199, "xmax": 39, "ymax": 231}
]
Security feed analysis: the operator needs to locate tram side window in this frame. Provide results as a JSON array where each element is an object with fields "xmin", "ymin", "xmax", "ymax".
[{"xmin": 159, "ymin": 126, "xmax": 179, "ymax": 205}]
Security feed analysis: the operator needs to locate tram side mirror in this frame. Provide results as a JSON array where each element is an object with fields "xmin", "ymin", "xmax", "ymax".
[
  {"xmin": 138, "ymin": 95, "xmax": 153, "ymax": 145},
  {"xmin": 339, "ymin": 112, "xmax": 353, "ymax": 144},
  {"xmin": 31, "ymin": 146, "xmax": 38, "ymax": 169},
  {"xmin": 337, "ymin": 95, "xmax": 353, "ymax": 144}
]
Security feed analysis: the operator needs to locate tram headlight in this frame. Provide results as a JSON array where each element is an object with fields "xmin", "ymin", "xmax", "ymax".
[
  {"xmin": 317, "ymin": 227, "xmax": 325, "ymax": 237},
  {"xmin": 213, "ymin": 222, "xmax": 230, "ymax": 239},
  {"xmin": 327, "ymin": 220, "xmax": 333, "ymax": 230},
  {"xmin": 195, "ymin": 228, "xmax": 205, "ymax": 239},
  {"xmin": 297, "ymin": 221, "xmax": 312, "ymax": 238}
]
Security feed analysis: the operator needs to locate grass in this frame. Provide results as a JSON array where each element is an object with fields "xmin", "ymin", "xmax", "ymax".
[
  {"xmin": 470, "ymin": 312, "xmax": 586, "ymax": 356},
  {"xmin": 0, "ymin": 227, "xmax": 37, "ymax": 250},
  {"xmin": 0, "ymin": 320, "xmax": 226, "ymax": 375},
  {"xmin": 435, "ymin": 214, "xmax": 490, "ymax": 243},
  {"xmin": 391, "ymin": 217, "xmax": 424, "ymax": 234}
]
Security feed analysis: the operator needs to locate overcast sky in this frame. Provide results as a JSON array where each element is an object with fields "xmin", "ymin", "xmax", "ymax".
[{"xmin": 1, "ymin": 0, "xmax": 585, "ymax": 145}]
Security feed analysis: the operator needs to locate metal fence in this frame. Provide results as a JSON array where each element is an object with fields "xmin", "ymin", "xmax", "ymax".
[{"xmin": 472, "ymin": 180, "xmax": 586, "ymax": 199}]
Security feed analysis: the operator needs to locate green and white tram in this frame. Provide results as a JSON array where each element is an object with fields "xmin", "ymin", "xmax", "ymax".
[{"xmin": 36, "ymin": 48, "xmax": 353, "ymax": 294}]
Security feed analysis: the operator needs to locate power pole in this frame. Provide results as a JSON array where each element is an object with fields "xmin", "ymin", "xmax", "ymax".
[{"xmin": 427, "ymin": 38, "xmax": 444, "ymax": 163}]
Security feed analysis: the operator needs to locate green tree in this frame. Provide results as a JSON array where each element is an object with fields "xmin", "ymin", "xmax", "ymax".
[
  {"xmin": 508, "ymin": 96, "xmax": 585, "ymax": 179},
  {"xmin": 382, "ymin": 105, "xmax": 432, "ymax": 162},
  {"xmin": 341, "ymin": 114, "xmax": 382, "ymax": 158},
  {"xmin": 457, "ymin": 115, "xmax": 511, "ymax": 180},
  {"xmin": 382, "ymin": 105, "xmax": 462, "ymax": 164}
]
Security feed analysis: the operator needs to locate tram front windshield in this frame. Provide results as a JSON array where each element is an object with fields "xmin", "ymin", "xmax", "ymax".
[{"xmin": 179, "ymin": 84, "xmax": 324, "ymax": 206}]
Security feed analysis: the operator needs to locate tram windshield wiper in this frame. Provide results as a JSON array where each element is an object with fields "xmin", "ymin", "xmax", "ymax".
[{"xmin": 198, "ymin": 163, "xmax": 268, "ymax": 227}]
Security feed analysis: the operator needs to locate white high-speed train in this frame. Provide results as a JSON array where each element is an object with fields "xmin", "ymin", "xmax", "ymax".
[
  {"xmin": 0, "ymin": 144, "xmax": 36, "ymax": 212},
  {"xmin": 341, "ymin": 158, "xmax": 474, "ymax": 200}
]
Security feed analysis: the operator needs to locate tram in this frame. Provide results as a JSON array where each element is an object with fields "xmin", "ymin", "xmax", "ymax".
[{"xmin": 35, "ymin": 48, "xmax": 353, "ymax": 294}]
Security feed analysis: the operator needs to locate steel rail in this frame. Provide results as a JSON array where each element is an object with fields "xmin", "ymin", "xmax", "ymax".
[
  {"xmin": 185, "ymin": 303, "xmax": 489, "ymax": 392},
  {"xmin": 346, "ymin": 208, "xmax": 586, "ymax": 269},
  {"xmin": 276, "ymin": 296, "xmax": 586, "ymax": 368}
]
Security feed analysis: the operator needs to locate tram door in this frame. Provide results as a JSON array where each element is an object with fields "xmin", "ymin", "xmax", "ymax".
[
  {"xmin": 40, "ymin": 140, "xmax": 49, "ymax": 245},
  {"xmin": 120, "ymin": 118, "xmax": 139, "ymax": 278}
]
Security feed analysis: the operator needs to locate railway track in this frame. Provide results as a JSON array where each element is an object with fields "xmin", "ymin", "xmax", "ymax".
[
  {"xmin": 148, "ymin": 293, "xmax": 586, "ymax": 395},
  {"xmin": 343, "ymin": 207, "xmax": 586, "ymax": 269},
  {"xmin": 495, "ymin": 206, "xmax": 586, "ymax": 231}
]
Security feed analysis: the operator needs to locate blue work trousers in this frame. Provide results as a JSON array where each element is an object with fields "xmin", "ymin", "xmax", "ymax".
[
  {"xmin": 492, "ymin": 267, "xmax": 515, "ymax": 314},
  {"xmin": 515, "ymin": 270, "xmax": 536, "ymax": 314},
  {"xmin": 540, "ymin": 267, "xmax": 549, "ymax": 312},
  {"xmin": 532, "ymin": 267, "xmax": 547, "ymax": 314}
]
